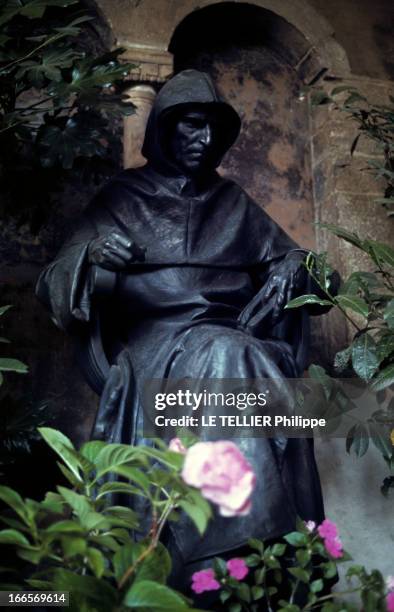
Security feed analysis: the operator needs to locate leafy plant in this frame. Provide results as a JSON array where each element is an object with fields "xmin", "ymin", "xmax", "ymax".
[
  {"xmin": 0, "ymin": 304, "xmax": 28, "ymax": 385},
  {"xmin": 311, "ymin": 86, "xmax": 394, "ymax": 217},
  {"xmin": 0, "ymin": 427, "xmax": 212, "ymax": 611},
  {"xmin": 1, "ymin": 429, "xmax": 393, "ymax": 611},
  {"xmin": 192, "ymin": 519, "xmax": 392, "ymax": 612},
  {"xmin": 0, "ymin": 0, "xmax": 136, "ymax": 229},
  {"xmin": 285, "ymin": 230, "xmax": 394, "ymax": 495}
]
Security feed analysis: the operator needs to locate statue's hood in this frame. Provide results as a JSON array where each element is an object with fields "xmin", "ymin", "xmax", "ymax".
[{"xmin": 141, "ymin": 69, "xmax": 241, "ymax": 174}]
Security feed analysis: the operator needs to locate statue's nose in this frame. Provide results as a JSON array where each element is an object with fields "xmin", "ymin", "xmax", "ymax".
[{"xmin": 199, "ymin": 124, "xmax": 212, "ymax": 147}]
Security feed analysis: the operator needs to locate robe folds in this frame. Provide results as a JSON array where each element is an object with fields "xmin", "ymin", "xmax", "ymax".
[{"xmin": 36, "ymin": 69, "xmax": 325, "ymax": 564}]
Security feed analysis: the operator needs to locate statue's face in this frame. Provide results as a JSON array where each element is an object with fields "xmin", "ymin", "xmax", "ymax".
[{"xmin": 168, "ymin": 108, "xmax": 220, "ymax": 175}]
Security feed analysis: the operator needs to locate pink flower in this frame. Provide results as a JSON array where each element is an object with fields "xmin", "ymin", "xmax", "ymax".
[
  {"xmin": 318, "ymin": 519, "xmax": 338, "ymax": 540},
  {"xmin": 386, "ymin": 576, "xmax": 394, "ymax": 592},
  {"xmin": 305, "ymin": 520, "xmax": 316, "ymax": 533},
  {"xmin": 387, "ymin": 592, "xmax": 394, "ymax": 612},
  {"xmin": 169, "ymin": 437, "xmax": 187, "ymax": 454},
  {"xmin": 181, "ymin": 441, "xmax": 256, "ymax": 517},
  {"xmin": 324, "ymin": 536, "xmax": 343, "ymax": 559},
  {"xmin": 227, "ymin": 558, "xmax": 249, "ymax": 580},
  {"xmin": 191, "ymin": 568, "xmax": 221, "ymax": 594}
]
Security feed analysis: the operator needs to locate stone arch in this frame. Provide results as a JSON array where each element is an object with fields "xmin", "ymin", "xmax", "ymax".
[{"xmin": 95, "ymin": 0, "xmax": 350, "ymax": 79}]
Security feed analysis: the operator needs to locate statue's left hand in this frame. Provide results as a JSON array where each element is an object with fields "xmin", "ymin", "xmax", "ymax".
[
  {"xmin": 263, "ymin": 252, "xmax": 307, "ymax": 323},
  {"xmin": 240, "ymin": 252, "xmax": 307, "ymax": 330}
]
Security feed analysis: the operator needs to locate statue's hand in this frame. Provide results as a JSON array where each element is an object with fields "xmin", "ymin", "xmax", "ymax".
[
  {"xmin": 88, "ymin": 231, "xmax": 146, "ymax": 270},
  {"xmin": 261, "ymin": 252, "xmax": 307, "ymax": 324},
  {"xmin": 240, "ymin": 252, "xmax": 307, "ymax": 331}
]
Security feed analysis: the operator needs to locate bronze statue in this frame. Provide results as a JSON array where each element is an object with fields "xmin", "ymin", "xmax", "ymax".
[{"xmin": 36, "ymin": 69, "xmax": 337, "ymax": 593}]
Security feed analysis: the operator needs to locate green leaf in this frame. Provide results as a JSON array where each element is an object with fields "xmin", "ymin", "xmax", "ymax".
[
  {"xmin": 248, "ymin": 538, "xmax": 264, "ymax": 553},
  {"xmin": 336, "ymin": 295, "xmax": 369, "ymax": 318},
  {"xmin": 308, "ymin": 364, "xmax": 334, "ymax": 400},
  {"xmin": 57, "ymin": 486, "xmax": 91, "ymax": 519},
  {"xmin": 96, "ymin": 481, "xmax": 141, "ymax": 500},
  {"xmin": 384, "ymin": 300, "xmax": 394, "ymax": 329},
  {"xmin": 111, "ymin": 465, "xmax": 151, "ymax": 494},
  {"xmin": 38, "ymin": 114, "xmax": 107, "ymax": 170},
  {"xmin": 86, "ymin": 547, "xmax": 105, "ymax": 578},
  {"xmin": 0, "ymin": 486, "xmax": 28, "ymax": 523},
  {"xmin": 285, "ymin": 295, "xmax": 332, "ymax": 309},
  {"xmin": 94, "ymin": 444, "xmax": 142, "ymax": 479},
  {"xmin": 371, "ymin": 364, "xmax": 394, "ymax": 391},
  {"xmin": 376, "ymin": 332, "xmax": 394, "ymax": 363},
  {"xmin": 56, "ymin": 462, "xmax": 83, "ymax": 488},
  {"xmin": 52, "ymin": 568, "xmax": 117, "ymax": 608},
  {"xmin": 310, "ymin": 578, "xmax": 324, "ymax": 593},
  {"xmin": 322, "ymin": 561, "xmax": 337, "ymax": 579},
  {"xmin": 113, "ymin": 542, "xmax": 137, "ymax": 582},
  {"xmin": 334, "ymin": 347, "xmax": 352, "ymax": 373},
  {"xmin": 251, "ymin": 585, "xmax": 264, "ymax": 601},
  {"xmin": 134, "ymin": 543, "xmax": 172, "ymax": 584},
  {"xmin": 46, "ymin": 520, "xmax": 84, "ymax": 534},
  {"xmin": 123, "ymin": 579, "xmax": 190, "ymax": 610},
  {"xmin": 0, "ymin": 358, "xmax": 28, "ymax": 373},
  {"xmin": 61, "ymin": 536, "xmax": 87, "ymax": 558},
  {"xmin": 367, "ymin": 242, "xmax": 394, "ymax": 268},
  {"xmin": 38, "ymin": 428, "xmax": 82, "ymax": 483},
  {"xmin": 352, "ymin": 424, "xmax": 369, "ymax": 457},
  {"xmin": 0, "ymin": 529, "xmax": 30, "ymax": 547},
  {"xmin": 80, "ymin": 440, "xmax": 107, "ymax": 463},
  {"xmin": 295, "ymin": 548, "xmax": 311, "ymax": 567},
  {"xmin": 318, "ymin": 224, "xmax": 362, "ymax": 249},
  {"xmin": 245, "ymin": 553, "xmax": 261, "ymax": 567},
  {"xmin": 351, "ymin": 334, "xmax": 379, "ymax": 381},
  {"xmin": 271, "ymin": 543, "xmax": 286, "ymax": 557},
  {"xmin": 16, "ymin": 48, "xmax": 77, "ymax": 87},
  {"xmin": 236, "ymin": 582, "xmax": 251, "ymax": 603},
  {"xmin": 346, "ymin": 424, "xmax": 357, "ymax": 454},
  {"xmin": 283, "ymin": 532, "xmax": 308, "ymax": 547},
  {"xmin": 103, "ymin": 506, "xmax": 139, "ymax": 530},
  {"xmin": 287, "ymin": 567, "xmax": 310, "ymax": 583},
  {"xmin": 369, "ymin": 423, "xmax": 392, "ymax": 459},
  {"xmin": 0, "ymin": 305, "xmax": 12, "ymax": 317},
  {"xmin": 178, "ymin": 500, "xmax": 209, "ymax": 535}
]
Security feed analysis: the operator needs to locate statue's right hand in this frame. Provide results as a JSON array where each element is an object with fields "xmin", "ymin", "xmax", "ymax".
[{"xmin": 88, "ymin": 231, "xmax": 145, "ymax": 270}]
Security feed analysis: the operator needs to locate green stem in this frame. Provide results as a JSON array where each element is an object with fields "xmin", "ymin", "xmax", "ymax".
[
  {"xmin": 306, "ymin": 263, "xmax": 362, "ymax": 332},
  {"xmin": 302, "ymin": 587, "xmax": 361, "ymax": 610},
  {"xmin": 117, "ymin": 494, "xmax": 177, "ymax": 590}
]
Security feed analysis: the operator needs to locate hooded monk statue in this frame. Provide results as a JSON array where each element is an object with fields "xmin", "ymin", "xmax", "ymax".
[{"xmin": 36, "ymin": 69, "xmax": 338, "ymax": 597}]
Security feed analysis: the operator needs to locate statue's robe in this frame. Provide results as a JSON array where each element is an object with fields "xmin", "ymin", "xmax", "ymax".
[{"xmin": 36, "ymin": 69, "xmax": 325, "ymax": 564}]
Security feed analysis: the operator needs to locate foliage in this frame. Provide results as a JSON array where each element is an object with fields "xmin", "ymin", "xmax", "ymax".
[
  {"xmin": 311, "ymin": 86, "xmax": 394, "ymax": 217},
  {"xmin": 0, "ymin": 304, "xmax": 28, "ymax": 385},
  {"xmin": 197, "ymin": 519, "xmax": 391, "ymax": 612},
  {"xmin": 1, "ymin": 430, "xmax": 393, "ymax": 610},
  {"xmin": 0, "ymin": 0, "xmax": 136, "ymax": 230},
  {"xmin": 285, "ymin": 231, "xmax": 394, "ymax": 495},
  {"xmin": 0, "ymin": 427, "xmax": 211, "ymax": 611}
]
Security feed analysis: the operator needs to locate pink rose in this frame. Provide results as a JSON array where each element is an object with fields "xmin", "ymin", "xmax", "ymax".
[
  {"xmin": 387, "ymin": 592, "xmax": 394, "ymax": 612},
  {"xmin": 227, "ymin": 558, "xmax": 249, "ymax": 580},
  {"xmin": 323, "ymin": 536, "xmax": 343, "ymax": 559},
  {"xmin": 318, "ymin": 519, "xmax": 338, "ymax": 540},
  {"xmin": 191, "ymin": 568, "xmax": 221, "ymax": 594},
  {"xmin": 181, "ymin": 441, "xmax": 255, "ymax": 517},
  {"xmin": 169, "ymin": 437, "xmax": 187, "ymax": 454}
]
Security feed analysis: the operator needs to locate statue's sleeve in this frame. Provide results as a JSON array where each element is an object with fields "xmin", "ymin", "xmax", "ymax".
[{"xmin": 35, "ymin": 210, "xmax": 99, "ymax": 331}]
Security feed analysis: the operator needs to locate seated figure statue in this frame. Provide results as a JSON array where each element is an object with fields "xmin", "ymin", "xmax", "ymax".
[{"xmin": 36, "ymin": 69, "xmax": 338, "ymax": 597}]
